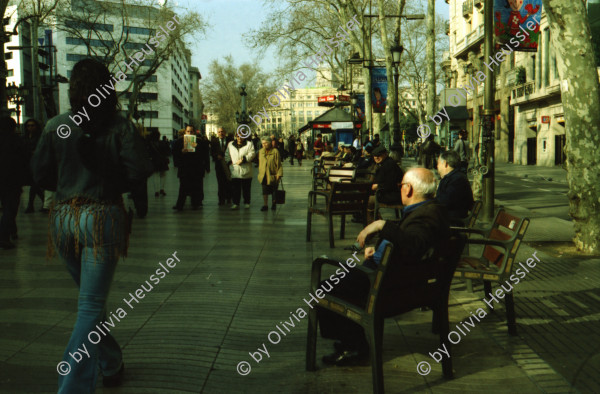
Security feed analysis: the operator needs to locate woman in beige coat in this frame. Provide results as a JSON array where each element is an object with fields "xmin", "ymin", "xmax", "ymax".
[{"xmin": 257, "ymin": 136, "xmax": 283, "ymax": 211}]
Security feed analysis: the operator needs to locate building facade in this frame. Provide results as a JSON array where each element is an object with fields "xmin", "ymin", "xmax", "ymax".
[{"xmin": 444, "ymin": 0, "xmax": 566, "ymax": 166}]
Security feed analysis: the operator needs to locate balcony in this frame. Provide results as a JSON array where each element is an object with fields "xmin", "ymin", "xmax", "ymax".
[
  {"xmin": 474, "ymin": 0, "xmax": 483, "ymax": 9},
  {"xmin": 445, "ymin": 21, "xmax": 450, "ymax": 35},
  {"xmin": 511, "ymin": 81, "xmax": 535, "ymax": 100},
  {"xmin": 463, "ymin": 0, "xmax": 473, "ymax": 18},
  {"xmin": 454, "ymin": 24, "xmax": 484, "ymax": 58}
]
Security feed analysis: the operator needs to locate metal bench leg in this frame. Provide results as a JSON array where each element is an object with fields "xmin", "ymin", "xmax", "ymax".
[
  {"xmin": 340, "ymin": 214, "xmax": 346, "ymax": 239},
  {"xmin": 394, "ymin": 208, "xmax": 400, "ymax": 219},
  {"xmin": 328, "ymin": 214, "xmax": 335, "ymax": 248},
  {"xmin": 466, "ymin": 279, "xmax": 474, "ymax": 293},
  {"xmin": 306, "ymin": 305, "xmax": 318, "ymax": 371},
  {"xmin": 368, "ymin": 318, "xmax": 385, "ymax": 394},
  {"xmin": 505, "ymin": 291, "xmax": 518, "ymax": 336},
  {"xmin": 483, "ymin": 281, "xmax": 492, "ymax": 309}
]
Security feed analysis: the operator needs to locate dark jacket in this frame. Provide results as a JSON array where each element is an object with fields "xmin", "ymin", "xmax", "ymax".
[
  {"xmin": 373, "ymin": 156, "xmax": 404, "ymax": 204},
  {"xmin": 31, "ymin": 113, "xmax": 151, "ymax": 203},
  {"xmin": 173, "ymin": 137, "xmax": 209, "ymax": 178},
  {"xmin": 436, "ymin": 169, "xmax": 474, "ymax": 223},
  {"xmin": 419, "ymin": 140, "xmax": 442, "ymax": 169},
  {"xmin": 377, "ymin": 200, "xmax": 450, "ymax": 314},
  {"xmin": 211, "ymin": 137, "xmax": 232, "ymax": 162},
  {"xmin": 0, "ymin": 131, "xmax": 27, "ymax": 191}
]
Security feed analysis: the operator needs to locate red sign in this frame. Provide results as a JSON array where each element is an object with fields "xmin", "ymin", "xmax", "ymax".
[
  {"xmin": 312, "ymin": 123, "xmax": 331, "ymax": 129},
  {"xmin": 318, "ymin": 95, "xmax": 336, "ymax": 103},
  {"xmin": 337, "ymin": 95, "xmax": 350, "ymax": 102},
  {"xmin": 201, "ymin": 114, "xmax": 208, "ymax": 119},
  {"xmin": 541, "ymin": 116, "xmax": 550, "ymax": 124}
]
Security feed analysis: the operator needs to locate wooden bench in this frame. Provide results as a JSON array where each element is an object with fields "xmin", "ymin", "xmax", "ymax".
[
  {"xmin": 452, "ymin": 209, "xmax": 529, "ymax": 335},
  {"xmin": 312, "ymin": 157, "xmax": 341, "ymax": 191},
  {"xmin": 306, "ymin": 182, "xmax": 371, "ymax": 248},
  {"xmin": 306, "ymin": 234, "xmax": 467, "ymax": 393}
]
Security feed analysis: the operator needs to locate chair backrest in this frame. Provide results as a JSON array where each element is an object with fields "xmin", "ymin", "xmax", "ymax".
[
  {"xmin": 466, "ymin": 200, "xmax": 482, "ymax": 228},
  {"xmin": 327, "ymin": 182, "xmax": 371, "ymax": 214},
  {"xmin": 481, "ymin": 209, "xmax": 530, "ymax": 273},
  {"xmin": 327, "ymin": 166, "xmax": 356, "ymax": 183}
]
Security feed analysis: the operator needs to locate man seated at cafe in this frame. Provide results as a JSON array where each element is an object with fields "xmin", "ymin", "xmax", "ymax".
[
  {"xmin": 366, "ymin": 146, "xmax": 404, "ymax": 223},
  {"xmin": 317, "ymin": 167, "xmax": 450, "ymax": 366},
  {"xmin": 436, "ymin": 150, "xmax": 474, "ymax": 225}
]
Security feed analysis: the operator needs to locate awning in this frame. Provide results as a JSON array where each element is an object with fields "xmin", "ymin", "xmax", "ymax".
[{"xmin": 441, "ymin": 106, "xmax": 470, "ymax": 120}]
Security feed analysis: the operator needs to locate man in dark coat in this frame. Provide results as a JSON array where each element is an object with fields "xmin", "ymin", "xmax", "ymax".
[
  {"xmin": 436, "ymin": 150, "xmax": 474, "ymax": 225},
  {"xmin": 0, "ymin": 117, "xmax": 26, "ymax": 249},
  {"xmin": 367, "ymin": 146, "xmax": 404, "ymax": 223},
  {"xmin": 317, "ymin": 168, "xmax": 450, "ymax": 366},
  {"xmin": 172, "ymin": 126, "xmax": 208, "ymax": 210},
  {"xmin": 210, "ymin": 127, "xmax": 233, "ymax": 205},
  {"xmin": 418, "ymin": 135, "xmax": 442, "ymax": 169}
]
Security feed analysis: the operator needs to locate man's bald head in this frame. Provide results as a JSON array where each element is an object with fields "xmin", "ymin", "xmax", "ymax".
[{"xmin": 401, "ymin": 167, "xmax": 437, "ymax": 206}]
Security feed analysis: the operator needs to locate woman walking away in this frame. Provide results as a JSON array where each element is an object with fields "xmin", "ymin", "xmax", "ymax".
[
  {"xmin": 225, "ymin": 133, "xmax": 256, "ymax": 209},
  {"xmin": 148, "ymin": 130, "xmax": 170, "ymax": 197},
  {"xmin": 32, "ymin": 59, "xmax": 151, "ymax": 393},
  {"xmin": 258, "ymin": 136, "xmax": 283, "ymax": 211},
  {"xmin": 295, "ymin": 139, "xmax": 304, "ymax": 166}
]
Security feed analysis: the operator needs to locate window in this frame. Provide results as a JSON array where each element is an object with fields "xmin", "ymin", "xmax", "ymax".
[
  {"xmin": 66, "ymin": 37, "xmax": 114, "ymax": 47},
  {"xmin": 124, "ymin": 26, "xmax": 156, "ymax": 36},
  {"xmin": 67, "ymin": 53, "xmax": 104, "ymax": 62},
  {"xmin": 126, "ymin": 74, "xmax": 157, "ymax": 82},
  {"xmin": 124, "ymin": 42, "xmax": 149, "ymax": 50},
  {"xmin": 65, "ymin": 20, "xmax": 113, "ymax": 32},
  {"xmin": 5, "ymin": 52, "xmax": 12, "ymax": 60},
  {"xmin": 7, "ymin": 69, "xmax": 13, "ymax": 77},
  {"xmin": 122, "ymin": 92, "xmax": 158, "ymax": 101}
]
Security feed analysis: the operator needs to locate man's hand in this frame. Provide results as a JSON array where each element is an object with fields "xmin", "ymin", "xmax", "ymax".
[
  {"xmin": 236, "ymin": 159, "xmax": 243, "ymax": 165},
  {"xmin": 372, "ymin": 183, "xmax": 378, "ymax": 191},
  {"xmin": 276, "ymin": 175, "xmax": 282, "ymax": 181},
  {"xmin": 364, "ymin": 247, "xmax": 375, "ymax": 260},
  {"xmin": 356, "ymin": 220, "xmax": 385, "ymax": 247}
]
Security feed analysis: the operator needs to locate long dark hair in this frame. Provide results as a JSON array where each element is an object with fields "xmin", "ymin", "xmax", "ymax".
[
  {"xmin": 69, "ymin": 59, "xmax": 118, "ymax": 134},
  {"xmin": 70, "ymin": 59, "xmax": 119, "ymax": 172}
]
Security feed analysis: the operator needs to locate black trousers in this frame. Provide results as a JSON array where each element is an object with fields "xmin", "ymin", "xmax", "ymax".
[
  {"xmin": 176, "ymin": 176, "xmax": 203, "ymax": 208},
  {"xmin": 0, "ymin": 188, "xmax": 21, "ymax": 242},
  {"xmin": 215, "ymin": 162, "xmax": 231, "ymax": 203},
  {"xmin": 131, "ymin": 179, "xmax": 148, "ymax": 218},
  {"xmin": 231, "ymin": 178, "xmax": 251, "ymax": 205},
  {"xmin": 27, "ymin": 183, "xmax": 44, "ymax": 208},
  {"xmin": 317, "ymin": 270, "xmax": 370, "ymax": 351}
]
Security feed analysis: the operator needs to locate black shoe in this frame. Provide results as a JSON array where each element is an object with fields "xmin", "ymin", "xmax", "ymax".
[
  {"xmin": 0, "ymin": 240, "xmax": 16, "ymax": 250},
  {"xmin": 155, "ymin": 192, "xmax": 159, "ymax": 197},
  {"xmin": 160, "ymin": 190, "xmax": 166, "ymax": 196},
  {"xmin": 103, "ymin": 363, "xmax": 124, "ymax": 388},
  {"xmin": 218, "ymin": 201, "xmax": 225, "ymax": 206},
  {"xmin": 322, "ymin": 350, "xmax": 369, "ymax": 366},
  {"xmin": 40, "ymin": 208, "xmax": 49, "ymax": 213},
  {"xmin": 260, "ymin": 206, "xmax": 268, "ymax": 212},
  {"xmin": 333, "ymin": 341, "xmax": 352, "ymax": 353},
  {"xmin": 25, "ymin": 206, "xmax": 34, "ymax": 214},
  {"xmin": 271, "ymin": 203, "xmax": 276, "ymax": 211}
]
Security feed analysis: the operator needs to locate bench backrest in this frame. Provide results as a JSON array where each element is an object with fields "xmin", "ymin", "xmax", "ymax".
[
  {"xmin": 327, "ymin": 166, "xmax": 356, "ymax": 184},
  {"xmin": 466, "ymin": 200, "xmax": 483, "ymax": 228},
  {"xmin": 327, "ymin": 182, "xmax": 371, "ymax": 214},
  {"xmin": 481, "ymin": 209, "xmax": 529, "ymax": 274}
]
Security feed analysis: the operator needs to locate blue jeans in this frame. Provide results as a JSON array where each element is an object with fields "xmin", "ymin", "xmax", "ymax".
[{"xmin": 53, "ymin": 203, "xmax": 126, "ymax": 394}]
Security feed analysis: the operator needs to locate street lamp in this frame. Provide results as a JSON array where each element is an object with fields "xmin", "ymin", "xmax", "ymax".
[
  {"xmin": 390, "ymin": 44, "xmax": 404, "ymax": 161},
  {"xmin": 236, "ymin": 84, "xmax": 252, "ymax": 135},
  {"xmin": 7, "ymin": 82, "xmax": 28, "ymax": 134}
]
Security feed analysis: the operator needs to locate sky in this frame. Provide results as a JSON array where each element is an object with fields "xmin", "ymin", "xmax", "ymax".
[{"xmin": 174, "ymin": 0, "xmax": 450, "ymax": 81}]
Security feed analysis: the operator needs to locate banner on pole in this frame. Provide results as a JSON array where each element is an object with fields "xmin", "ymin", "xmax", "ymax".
[
  {"xmin": 370, "ymin": 67, "xmax": 388, "ymax": 113},
  {"xmin": 494, "ymin": 0, "xmax": 542, "ymax": 52},
  {"xmin": 354, "ymin": 93, "xmax": 366, "ymax": 121}
]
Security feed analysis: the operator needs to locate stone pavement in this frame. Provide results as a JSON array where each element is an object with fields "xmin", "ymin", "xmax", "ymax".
[{"xmin": 0, "ymin": 158, "xmax": 598, "ymax": 393}]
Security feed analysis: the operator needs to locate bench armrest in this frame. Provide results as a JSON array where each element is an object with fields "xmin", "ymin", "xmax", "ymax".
[
  {"xmin": 450, "ymin": 226, "xmax": 487, "ymax": 236},
  {"xmin": 466, "ymin": 238, "xmax": 511, "ymax": 249}
]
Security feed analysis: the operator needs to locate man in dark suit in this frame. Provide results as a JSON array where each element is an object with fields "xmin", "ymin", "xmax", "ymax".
[
  {"xmin": 317, "ymin": 167, "xmax": 450, "ymax": 366},
  {"xmin": 366, "ymin": 146, "xmax": 404, "ymax": 223},
  {"xmin": 210, "ymin": 127, "xmax": 232, "ymax": 205},
  {"xmin": 436, "ymin": 150, "xmax": 474, "ymax": 225},
  {"xmin": 172, "ymin": 125, "xmax": 208, "ymax": 210}
]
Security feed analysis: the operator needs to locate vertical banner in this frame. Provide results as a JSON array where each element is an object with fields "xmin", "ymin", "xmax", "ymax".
[
  {"xmin": 354, "ymin": 93, "xmax": 366, "ymax": 121},
  {"xmin": 494, "ymin": 0, "xmax": 542, "ymax": 52},
  {"xmin": 370, "ymin": 67, "xmax": 388, "ymax": 113}
]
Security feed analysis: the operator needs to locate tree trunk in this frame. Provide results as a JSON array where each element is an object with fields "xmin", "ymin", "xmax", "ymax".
[
  {"xmin": 376, "ymin": 0, "xmax": 397, "ymax": 150},
  {"xmin": 425, "ymin": 0, "xmax": 436, "ymax": 138},
  {"xmin": 542, "ymin": 0, "xmax": 600, "ymax": 253}
]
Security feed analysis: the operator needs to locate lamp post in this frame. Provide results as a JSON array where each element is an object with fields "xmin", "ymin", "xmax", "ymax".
[
  {"xmin": 235, "ymin": 84, "xmax": 252, "ymax": 137},
  {"xmin": 6, "ymin": 82, "xmax": 28, "ymax": 134},
  {"xmin": 390, "ymin": 44, "xmax": 404, "ymax": 161}
]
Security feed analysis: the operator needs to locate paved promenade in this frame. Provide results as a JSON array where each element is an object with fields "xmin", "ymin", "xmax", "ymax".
[{"xmin": 0, "ymin": 159, "xmax": 598, "ymax": 393}]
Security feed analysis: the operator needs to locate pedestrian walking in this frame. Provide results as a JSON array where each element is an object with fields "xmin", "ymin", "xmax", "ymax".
[
  {"xmin": 225, "ymin": 133, "xmax": 256, "ymax": 209},
  {"xmin": 453, "ymin": 129, "xmax": 470, "ymax": 174},
  {"xmin": 295, "ymin": 139, "xmax": 305, "ymax": 166},
  {"xmin": 23, "ymin": 119, "xmax": 45, "ymax": 213},
  {"xmin": 418, "ymin": 135, "xmax": 442, "ymax": 170},
  {"xmin": 172, "ymin": 125, "xmax": 208, "ymax": 210},
  {"xmin": 148, "ymin": 130, "xmax": 170, "ymax": 198},
  {"xmin": 258, "ymin": 136, "xmax": 283, "ymax": 211},
  {"xmin": 0, "ymin": 116, "xmax": 26, "ymax": 249},
  {"xmin": 210, "ymin": 127, "xmax": 233, "ymax": 205},
  {"xmin": 31, "ymin": 58, "xmax": 151, "ymax": 392},
  {"xmin": 288, "ymin": 135, "xmax": 296, "ymax": 165},
  {"xmin": 130, "ymin": 124, "xmax": 151, "ymax": 218}
]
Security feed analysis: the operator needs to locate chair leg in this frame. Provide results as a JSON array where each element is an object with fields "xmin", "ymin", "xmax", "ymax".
[
  {"xmin": 394, "ymin": 208, "xmax": 400, "ymax": 219},
  {"xmin": 505, "ymin": 291, "xmax": 518, "ymax": 336},
  {"xmin": 328, "ymin": 214, "xmax": 335, "ymax": 248},
  {"xmin": 306, "ymin": 210, "xmax": 312, "ymax": 241},
  {"xmin": 306, "ymin": 304, "xmax": 318, "ymax": 371},
  {"xmin": 368, "ymin": 318, "xmax": 385, "ymax": 394},
  {"xmin": 483, "ymin": 280, "xmax": 492, "ymax": 305},
  {"xmin": 437, "ymin": 304, "xmax": 454, "ymax": 379},
  {"xmin": 340, "ymin": 214, "xmax": 346, "ymax": 239}
]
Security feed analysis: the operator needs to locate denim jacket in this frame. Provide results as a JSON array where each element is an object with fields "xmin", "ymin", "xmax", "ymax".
[{"xmin": 32, "ymin": 112, "xmax": 151, "ymax": 204}]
